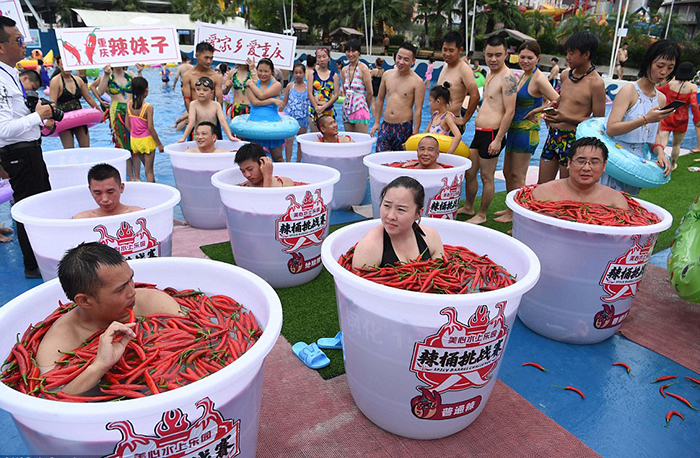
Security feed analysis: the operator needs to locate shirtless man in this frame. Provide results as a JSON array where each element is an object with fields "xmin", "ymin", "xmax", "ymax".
[
  {"xmin": 181, "ymin": 42, "xmax": 222, "ymax": 111},
  {"xmin": 185, "ymin": 122, "xmax": 231, "ymax": 153},
  {"xmin": 74, "ymin": 164, "xmax": 143, "ymax": 219},
  {"xmin": 437, "ymin": 31, "xmax": 480, "ymax": 130},
  {"xmin": 539, "ymin": 32, "xmax": 606, "ymax": 184},
  {"xmin": 235, "ymin": 143, "xmax": 294, "ymax": 187},
  {"xmin": 616, "ymin": 42, "xmax": 628, "ymax": 80},
  {"xmin": 548, "ymin": 57, "xmax": 560, "ymax": 89},
  {"xmin": 532, "ymin": 137, "xmax": 629, "ymax": 210},
  {"xmin": 172, "ymin": 53, "xmax": 193, "ymax": 90},
  {"xmin": 35, "ymin": 242, "xmax": 182, "ymax": 395},
  {"xmin": 370, "ymin": 42, "xmax": 425, "ymax": 152},
  {"xmin": 460, "ymin": 35, "xmax": 517, "ymax": 225}
]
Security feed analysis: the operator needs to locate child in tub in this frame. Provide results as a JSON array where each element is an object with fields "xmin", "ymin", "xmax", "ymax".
[
  {"xmin": 352, "ymin": 176, "xmax": 444, "ymax": 269},
  {"xmin": 532, "ymin": 137, "xmax": 629, "ymax": 210},
  {"xmin": 185, "ymin": 122, "xmax": 232, "ymax": 153},
  {"xmin": 74, "ymin": 164, "xmax": 144, "ymax": 219},
  {"xmin": 35, "ymin": 242, "xmax": 182, "ymax": 395},
  {"xmin": 399, "ymin": 136, "xmax": 445, "ymax": 170},
  {"xmin": 316, "ymin": 115, "xmax": 353, "ymax": 143},
  {"xmin": 177, "ymin": 76, "xmax": 238, "ymax": 143},
  {"xmin": 235, "ymin": 143, "xmax": 295, "ymax": 187}
]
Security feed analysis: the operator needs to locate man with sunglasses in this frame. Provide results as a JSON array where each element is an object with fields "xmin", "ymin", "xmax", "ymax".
[
  {"xmin": 532, "ymin": 137, "xmax": 630, "ymax": 210},
  {"xmin": 0, "ymin": 16, "xmax": 54, "ymax": 278}
]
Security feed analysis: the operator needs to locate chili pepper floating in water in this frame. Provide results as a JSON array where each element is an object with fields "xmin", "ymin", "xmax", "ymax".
[
  {"xmin": 552, "ymin": 385, "xmax": 585, "ymax": 399},
  {"xmin": 665, "ymin": 410, "xmax": 684, "ymax": 427},
  {"xmin": 660, "ymin": 383, "xmax": 677, "ymax": 398},
  {"xmin": 685, "ymin": 376, "xmax": 700, "ymax": 386},
  {"xmin": 84, "ymin": 28, "xmax": 99, "ymax": 64},
  {"xmin": 651, "ymin": 375, "xmax": 677, "ymax": 383},
  {"xmin": 665, "ymin": 391, "xmax": 700, "ymax": 410},
  {"xmin": 522, "ymin": 362, "xmax": 548, "ymax": 372},
  {"xmin": 58, "ymin": 39, "xmax": 82, "ymax": 65},
  {"xmin": 612, "ymin": 362, "xmax": 632, "ymax": 374}
]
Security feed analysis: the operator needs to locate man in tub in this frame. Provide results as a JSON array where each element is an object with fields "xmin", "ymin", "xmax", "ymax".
[
  {"xmin": 35, "ymin": 242, "xmax": 182, "ymax": 394},
  {"xmin": 398, "ymin": 136, "xmax": 445, "ymax": 170},
  {"xmin": 185, "ymin": 122, "xmax": 231, "ymax": 153},
  {"xmin": 532, "ymin": 137, "xmax": 629, "ymax": 210},
  {"xmin": 235, "ymin": 143, "xmax": 295, "ymax": 187},
  {"xmin": 74, "ymin": 164, "xmax": 143, "ymax": 219},
  {"xmin": 316, "ymin": 115, "xmax": 353, "ymax": 143}
]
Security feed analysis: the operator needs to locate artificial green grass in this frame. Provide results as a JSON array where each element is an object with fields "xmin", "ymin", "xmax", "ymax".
[{"xmin": 201, "ymin": 159, "xmax": 697, "ymax": 379}]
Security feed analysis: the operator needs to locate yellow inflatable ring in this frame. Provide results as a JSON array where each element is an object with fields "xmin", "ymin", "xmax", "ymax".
[{"xmin": 404, "ymin": 133, "xmax": 470, "ymax": 158}]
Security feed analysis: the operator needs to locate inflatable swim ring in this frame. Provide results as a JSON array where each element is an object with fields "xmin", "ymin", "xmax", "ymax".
[
  {"xmin": 336, "ymin": 95, "xmax": 345, "ymax": 105},
  {"xmin": 474, "ymin": 72, "xmax": 485, "ymax": 88},
  {"xmin": 576, "ymin": 117, "xmax": 669, "ymax": 189},
  {"xmin": 404, "ymin": 133, "xmax": 470, "ymax": 158},
  {"xmin": 166, "ymin": 62, "xmax": 178, "ymax": 67},
  {"xmin": 230, "ymin": 112, "xmax": 300, "ymax": 145},
  {"xmin": 30, "ymin": 49, "xmax": 43, "ymax": 60},
  {"xmin": 40, "ymin": 108, "xmax": 104, "ymax": 137},
  {"xmin": 85, "ymin": 68, "xmax": 100, "ymax": 78},
  {"xmin": 668, "ymin": 193, "xmax": 700, "ymax": 303}
]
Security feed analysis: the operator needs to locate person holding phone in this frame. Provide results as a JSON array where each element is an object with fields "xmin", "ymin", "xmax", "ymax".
[
  {"xmin": 604, "ymin": 40, "xmax": 679, "ymax": 195},
  {"xmin": 656, "ymin": 62, "xmax": 700, "ymax": 169}
]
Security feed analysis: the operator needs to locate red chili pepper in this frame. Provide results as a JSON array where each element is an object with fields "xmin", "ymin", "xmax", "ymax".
[
  {"xmin": 552, "ymin": 385, "xmax": 585, "ymax": 399},
  {"xmin": 665, "ymin": 410, "xmax": 684, "ymax": 426},
  {"xmin": 685, "ymin": 376, "xmax": 700, "ymax": 386},
  {"xmin": 651, "ymin": 375, "xmax": 677, "ymax": 383},
  {"xmin": 522, "ymin": 362, "xmax": 548, "ymax": 372},
  {"xmin": 612, "ymin": 362, "xmax": 632, "ymax": 374},
  {"xmin": 58, "ymin": 39, "xmax": 82, "ymax": 65},
  {"xmin": 665, "ymin": 391, "xmax": 700, "ymax": 410},
  {"xmin": 84, "ymin": 28, "xmax": 98, "ymax": 64},
  {"xmin": 660, "ymin": 383, "xmax": 677, "ymax": 398}
]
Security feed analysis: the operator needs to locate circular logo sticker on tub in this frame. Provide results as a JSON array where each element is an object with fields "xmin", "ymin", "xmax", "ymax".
[
  {"xmin": 408, "ymin": 304, "xmax": 508, "ymax": 420},
  {"xmin": 276, "ymin": 189, "xmax": 328, "ymax": 253},
  {"xmin": 426, "ymin": 176, "xmax": 462, "ymax": 219},
  {"xmin": 599, "ymin": 234, "xmax": 655, "ymax": 303},
  {"xmin": 104, "ymin": 397, "xmax": 240, "ymax": 458},
  {"xmin": 93, "ymin": 217, "xmax": 160, "ymax": 260}
]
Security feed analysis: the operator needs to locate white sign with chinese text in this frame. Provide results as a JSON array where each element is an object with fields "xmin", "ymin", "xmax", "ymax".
[
  {"xmin": 55, "ymin": 26, "xmax": 181, "ymax": 71},
  {"xmin": 194, "ymin": 22, "xmax": 297, "ymax": 70},
  {"xmin": 0, "ymin": 0, "xmax": 33, "ymax": 43}
]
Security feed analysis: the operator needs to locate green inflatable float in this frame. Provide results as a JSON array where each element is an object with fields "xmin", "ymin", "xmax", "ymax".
[
  {"xmin": 474, "ymin": 72, "xmax": 485, "ymax": 88},
  {"xmin": 668, "ymin": 193, "xmax": 700, "ymax": 303}
]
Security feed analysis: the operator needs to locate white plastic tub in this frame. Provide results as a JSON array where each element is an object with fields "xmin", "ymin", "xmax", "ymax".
[
  {"xmin": 212, "ymin": 163, "xmax": 340, "ymax": 288},
  {"xmin": 164, "ymin": 140, "xmax": 247, "ymax": 229},
  {"xmin": 11, "ymin": 183, "xmax": 180, "ymax": 281},
  {"xmin": 297, "ymin": 132, "xmax": 375, "ymax": 210},
  {"xmin": 321, "ymin": 218, "xmax": 540, "ymax": 439},
  {"xmin": 42, "ymin": 148, "xmax": 130, "ymax": 189},
  {"xmin": 506, "ymin": 190, "xmax": 672, "ymax": 344},
  {"xmin": 364, "ymin": 151, "xmax": 471, "ymax": 219},
  {"xmin": 0, "ymin": 257, "xmax": 282, "ymax": 457}
]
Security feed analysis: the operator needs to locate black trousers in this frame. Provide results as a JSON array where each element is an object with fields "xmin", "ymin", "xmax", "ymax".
[{"xmin": 0, "ymin": 140, "xmax": 51, "ymax": 270}]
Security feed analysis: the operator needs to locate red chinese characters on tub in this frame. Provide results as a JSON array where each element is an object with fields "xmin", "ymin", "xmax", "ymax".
[
  {"xmin": 409, "ymin": 304, "xmax": 508, "ymax": 420},
  {"xmin": 427, "ymin": 176, "xmax": 463, "ymax": 220},
  {"xmin": 93, "ymin": 218, "xmax": 160, "ymax": 260},
  {"xmin": 104, "ymin": 398, "xmax": 240, "ymax": 458},
  {"xmin": 276, "ymin": 190, "xmax": 328, "ymax": 253}
]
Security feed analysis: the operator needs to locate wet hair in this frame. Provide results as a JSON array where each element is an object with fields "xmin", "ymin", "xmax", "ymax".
[
  {"xmin": 375, "ymin": 58, "xmax": 384, "ymax": 67},
  {"xmin": 638, "ymin": 39, "xmax": 680, "ymax": 81},
  {"xmin": 257, "ymin": 58, "xmax": 274, "ymax": 72},
  {"xmin": 87, "ymin": 163, "xmax": 121, "ymax": 185},
  {"xmin": 380, "ymin": 176, "xmax": 425, "ymax": 213},
  {"xmin": 131, "ymin": 76, "xmax": 148, "ymax": 110},
  {"xmin": 195, "ymin": 76, "xmax": 214, "ymax": 90},
  {"xmin": 442, "ymin": 30, "xmax": 464, "ymax": 49},
  {"xmin": 567, "ymin": 137, "xmax": 608, "ymax": 162},
  {"xmin": 235, "ymin": 143, "xmax": 266, "ymax": 164},
  {"xmin": 345, "ymin": 39, "xmax": 361, "ymax": 53},
  {"xmin": 306, "ymin": 55, "xmax": 316, "ymax": 67},
  {"xmin": 397, "ymin": 42, "xmax": 417, "ymax": 59},
  {"xmin": 430, "ymin": 81, "xmax": 451, "ymax": 104},
  {"xmin": 316, "ymin": 114, "xmax": 333, "ymax": 131},
  {"xmin": 551, "ymin": 57, "xmax": 559, "ymax": 63},
  {"xmin": 518, "ymin": 40, "xmax": 541, "ymax": 57},
  {"xmin": 315, "ymin": 47, "xmax": 330, "ymax": 58},
  {"xmin": 218, "ymin": 63, "xmax": 228, "ymax": 74},
  {"xmin": 467, "ymin": 51, "xmax": 474, "ymax": 58},
  {"xmin": 195, "ymin": 41, "xmax": 215, "ymax": 54},
  {"xmin": 0, "ymin": 16, "xmax": 16, "ymax": 42},
  {"xmin": 195, "ymin": 121, "xmax": 217, "ymax": 135},
  {"xmin": 19, "ymin": 69, "xmax": 40, "ymax": 86},
  {"xmin": 485, "ymin": 35, "xmax": 507, "ymax": 50},
  {"xmin": 58, "ymin": 242, "xmax": 126, "ymax": 301},
  {"xmin": 564, "ymin": 32, "xmax": 598, "ymax": 61}
]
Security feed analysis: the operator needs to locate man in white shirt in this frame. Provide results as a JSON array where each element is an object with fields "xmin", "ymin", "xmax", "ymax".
[{"xmin": 0, "ymin": 16, "xmax": 54, "ymax": 278}]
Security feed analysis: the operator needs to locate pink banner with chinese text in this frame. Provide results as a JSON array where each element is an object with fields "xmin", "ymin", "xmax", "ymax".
[
  {"xmin": 55, "ymin": 26, "xmax": 181, "ymax": 71},
  {"xmin": 194, "ymin": 22, "xmax": 297, "ymax": 70}
]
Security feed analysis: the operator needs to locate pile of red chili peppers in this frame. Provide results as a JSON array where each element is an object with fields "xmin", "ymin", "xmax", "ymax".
[
  {"xmin": 339, "ymin": 244, "xmax": 516, "ymax": 294},
  {"xmin": 0, "ymin": 285, "xmax": 261, "ymax": 402},
  {"xmin": 382, "ymin": 161, "xmax": 453, "ymax": 169},
  {"xmin": 515, "ymin": 185, "xmax": 661, "ymax": 227}
]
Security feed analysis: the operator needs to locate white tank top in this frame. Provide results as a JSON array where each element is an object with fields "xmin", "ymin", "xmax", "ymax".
[{"xmin": 614, "ymin": 81, "xmax": 659, "ymax": 145}]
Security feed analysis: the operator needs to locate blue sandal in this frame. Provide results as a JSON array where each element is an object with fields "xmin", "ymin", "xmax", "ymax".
[
  {"xmin": 317, "ymin": 332, "xmax": 342, "ymax": 350},
  {"xmin": 292, "ymin": 342, "xmax": 331, "ymax": 369}
]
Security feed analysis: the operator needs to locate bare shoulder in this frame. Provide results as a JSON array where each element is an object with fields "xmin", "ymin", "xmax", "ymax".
[
  {"xmin": 134, "ymin": 288, "xmax": 183, "ymax": 317},
  {"xmin": 352, "ymin": 224, "xmax": 384, "ymax": 268},
  {"xmin": 126, "ymin": 205, "xmax": 144, "ymax": 213},
  {"xmin": 606, "ymin": 188, "xmax": 630, "ymax": 210},
  {"xmin": 503, "ymin": 70, "xmax": 518, "ymax": 94},
  {"xmin": 280, "ymin": 176, "xmax": 296, "ymax": 187},
  {"xmin": 531, "ymin": 181, "xmax": 559, "ymax": 201},
  {"xmin": 35, "ymin": 313, "xmax": 78, "ymax": 370},
  {"xmin": 72, "ymin": 209, "xmax": 95, "ymax": 219}
]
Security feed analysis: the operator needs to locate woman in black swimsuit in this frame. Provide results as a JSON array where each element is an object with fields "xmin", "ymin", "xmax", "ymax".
[
  {"xmin": 352, "ymin": 176, "xmax": 444, "ymax": 269},
  {"xmin": 49, "ymin": 56, "xmax": 101, "ymax": 148}
]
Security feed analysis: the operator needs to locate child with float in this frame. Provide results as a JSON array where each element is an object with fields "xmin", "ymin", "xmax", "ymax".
[{"xmin": 423, "ymin": 82, "xmax": 462, "ymax": 155}]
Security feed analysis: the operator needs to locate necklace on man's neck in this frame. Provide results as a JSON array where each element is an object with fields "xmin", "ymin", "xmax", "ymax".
[{"xmin": 568, "ymin": 64, "xmax": 596, "ymax": 83}]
